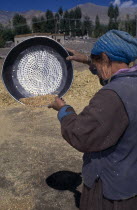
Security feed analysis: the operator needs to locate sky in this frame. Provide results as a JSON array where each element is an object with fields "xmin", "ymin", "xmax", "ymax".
[{"xmin": 1, "ymin": 0, "xmax": 137, "ymax": 12}]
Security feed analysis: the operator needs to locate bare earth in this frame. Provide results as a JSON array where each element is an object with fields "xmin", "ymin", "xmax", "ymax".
[
  {"xmin": 0, "ymin": 106, "xmax": 83, "ymax": 210},
  {"xmin": 0, "ymin": 51, "xmax": 101, "ymax": 210}
]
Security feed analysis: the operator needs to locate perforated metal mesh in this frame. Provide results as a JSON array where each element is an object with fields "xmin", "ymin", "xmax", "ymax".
[{"xmin": 11, "ymin": 45, "xmax": 68, "ymax": 97}]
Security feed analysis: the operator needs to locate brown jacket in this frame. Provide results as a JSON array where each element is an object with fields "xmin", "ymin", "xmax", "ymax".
[{"xmin": 60, "ymin": 89, "xmax": 129, "ymax": 153}]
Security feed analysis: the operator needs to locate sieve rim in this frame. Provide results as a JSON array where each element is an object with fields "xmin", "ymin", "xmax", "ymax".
[{"xmin": 2, "ymin": 36, "xmax": 74, "ymax": 105}]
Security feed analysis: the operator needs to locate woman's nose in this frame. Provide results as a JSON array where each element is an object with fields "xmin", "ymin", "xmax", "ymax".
[{"xmin": 89, "ymin": 64, "xmax": 97, "ymax": 75}]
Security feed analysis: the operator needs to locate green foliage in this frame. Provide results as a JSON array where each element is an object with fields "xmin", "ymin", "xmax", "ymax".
[
  {"xmin": 12, "ymin": 13, "xmax": 31, "ymax": 35},
  {"xmin": 55, "ymin": 13, "xmax": 60, "ymax": 21},
  {"xmin": 75, "ymin": 20, "xmax": 82, "ymax": 36},
  {"xmin": 59, "ymin": 18, "xmax": 65, "ymax": 33},
  {"xmin": 74, "ymin": 7, "xmax": 82, "ymax": 36},
  {"xmin": 107, "ymin": 4, "xmax": 119, "ymax": 31},
  {"xmin": 2, "ymin": 27, "xmax": 14, "ymax": 41},
  {"xmin": 0, "ymin": 24, "xmax": 5, "ymax": 47},
  {"xmin": 2, "ymin": 6, "xmax": 126, "ymax": 41},
  {"xmin": 0, "ymin": 35, "xmax": 5, "ymax": 47},
  {"xmin": 74, "ymin": 7, "xmax": 82, "ymax": 19},
  {"xmin": 108, "ymin": 3, "xmax": 119, "ymax": 20},
  {"xmin": 108, "ymin": 18, "xmax": 119, "ymax": 30},
  {"xmin": 0, "ymin": 23, "xmax": 14, "ymax": 47},
  {"xmin": 40, "ymin": 16, "xmax": 47, "ymax": 33},
  {"xmin": 114, "ymin": 5, "xmax": 119, "ymax": 21},
  {"xmin": 46, "ymin": 10, "xmax": 54, "ymax": 20},
  {"xmin": 0, "ymin": 23, "xmax": 4, "ymax": 35},
  {"xmin": 82, "ymin": 16, "xmax": 93, "ymax": 36},
  {"xmin": 108, "ymin": 4, "xmax": 115, "ymax": 19},
  {"xmin": 94, "ymin": 15, "xmax": 101, "ymax": 37},
  {"xmin": 129, "ymin": 19, "xmax": 136, "ymax": 36},
  {"xmin": 45, "ymin": 10, "xmax": 55, "ymax": 33},
  {"xmin": 61, "ymin": 11, "xmax": 70, "ymax": 35},
  {"xmin": 64, "ymin": 7, "xmax": 82, "ymax": 36},
  {"xmin": 32, "ymin": 16, "xmax": 47, "ymax": 33},
  {"xmin": 58, "ymin": 7, "xmax": 63, "ymax": 17},
  {"xmin": 124, "ymin": 15, "xmax": 136, "ymax": 36},
  {"xmin": 69, "ymin": 10, "xmax": 75, "ymax": 36},
  {"xmin": 32, "ymin": 17, "xmax": 40, "ymax": 33},
  {"xmin": 100, "ymin": 24, "xmax": 108, "ymax": 35}
]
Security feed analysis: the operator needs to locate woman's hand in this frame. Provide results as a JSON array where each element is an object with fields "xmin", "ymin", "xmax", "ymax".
[
  {"xmin": 48, "ymin": 96, "xmax": 66, "ymax": 111},
  {"xmin": 66, "ymin": 48, "xmax": 91, "ymax": 65}
]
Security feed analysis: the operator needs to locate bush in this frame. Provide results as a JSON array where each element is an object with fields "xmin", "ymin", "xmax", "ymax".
[{"xmin": 0, "ymin": 35, "xmax": 5, "ymax": 48}]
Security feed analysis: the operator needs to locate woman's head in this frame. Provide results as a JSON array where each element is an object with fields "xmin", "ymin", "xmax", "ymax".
[
  {"xmin": 90, "ymin": 30, "xmax": 137, "ymax": 80},
  {"xmin": 90, "ymin": 53, "xmax": 128, "ymax": 80}
]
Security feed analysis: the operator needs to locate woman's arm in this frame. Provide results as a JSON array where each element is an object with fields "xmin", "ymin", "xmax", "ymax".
[
  {"xmin": 60, "ymin": 89, "xmax": 129, "ymax": 153},
  {"xmin": 66, "ymin": 48, "xmax": 91, "ymax": 65}
]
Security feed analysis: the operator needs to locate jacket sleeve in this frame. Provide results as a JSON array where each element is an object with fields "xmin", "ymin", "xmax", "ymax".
[{"xmin": 59, "ymin": 89, "xmax": 129, "ymax": 153}]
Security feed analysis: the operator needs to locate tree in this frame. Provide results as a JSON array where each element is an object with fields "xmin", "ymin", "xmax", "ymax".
[
  {"xmin": 74, "ymin": 7, "xmax": 82, "ymax": 36},
  {"xmin": 12, "ymin": 13, "xmax": 31, "ymax": 35},
  {"xmin": 54, "ymin": 13, "xmax": 60, "ymax": 33},
  {"xmin": 58, "ymin": 7, "xmax": 63, "ymax": 17},
  {"xmin": 82, "ymin": 16, "xmax": 93, "ymax": 37},
  {"xmin": 129, "ymin": 18, "xmax": 136, "ymax": 36},
  {"xmin": 0, "ymin": 24, "xmax": 5, "ymax": 47},
  {"xmin": 55, "ymin": 7, "xmax": 64, "ymax": 34},
  {"xmin": 100, "ymin": 24, "xmax": 108, "ymax": 35},
  {"xmin": 32, "ymin": 16, "xmax": 47, "ymax": 33},
  {"xmin": 107, "ymin": 4, "xmax": 119, "ymax": 30},
  {"xmin": 63, "ymin": 11, "xmax": 70, "ymax": 35},
  {"xmin": 40, "ymin": 16, "xmax": 47, "ymax": 33},
  {"xmin": 32, "ymin": 17, "xmax": 41, "ymax": 33},
  {"xmin": 124, "ymin": 15, "xmax": 136, "ymax": 36},
  {"xmin": 74, "ymin": 7, "xmax": 82, "ymax": 19},
  {"xmin": 0, "ymin": 23, "xmax": 4, "ymax": 34},
  {"xmin": 114, "ymin": 5, "xmax": 119, "ymax": 21},
  {"xmin": 125, "ymin": 15, "xmax": 131, "ymax": 33},
  {"xmin": 2, "ymin": 27, "xmax": 14, "ymax": 41},
  {"xmin": 94, "ymin": 15, "xmax": 101, "ymax": 37},
  {"xmin": 45, "ymin": 10, "xmax": 55, "ymax": 33},
  {"xmin": 108, "ymin": 18, "xmax": 119, "ymax": 30},
  {"xmin": 0, "ymin": 35, "xmax": 5, "ymax": 48},
  {"xmin": 108, "ymin": 4, "xmax": 115, "ymax": 19},
  {"xmin": 69, "ymin": 10, "xmax": 75, "ymax": 36},
  {"xmin": 119, "ymin": 19, "xmax": 125, "ymax": 31},
  {"xmin": 0, "ymin": 23, "xmax": 14, "ymax": 47}
]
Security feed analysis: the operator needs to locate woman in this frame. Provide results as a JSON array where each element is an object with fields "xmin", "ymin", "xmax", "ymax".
[{"xmin": 49, "ymin": 30, "xmax": 137, "ymax": 210}]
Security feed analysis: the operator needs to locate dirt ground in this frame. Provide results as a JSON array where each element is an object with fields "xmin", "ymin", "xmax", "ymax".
[{"xmin": 0, "ymin": 57, "xmax": 101, "ymax": 210}]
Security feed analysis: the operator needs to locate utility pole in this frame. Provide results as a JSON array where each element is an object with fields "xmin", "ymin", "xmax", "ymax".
[{"xmin": 55, "ymin": 18, "xmax": 57, "ymax": 34}]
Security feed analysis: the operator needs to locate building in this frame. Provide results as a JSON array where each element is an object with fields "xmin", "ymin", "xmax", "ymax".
[{"xmin": 14, "ymin": 33, "xmax": 65, "ymax": 46}]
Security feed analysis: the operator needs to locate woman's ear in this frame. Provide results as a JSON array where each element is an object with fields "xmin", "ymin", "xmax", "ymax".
[
  {"xmin": 101, "ymin": 53, "xmax": 112, "ymax": 79},
  {"xmin": 101, "ymin": 53, "xmax": 110, "ymax": 65}
]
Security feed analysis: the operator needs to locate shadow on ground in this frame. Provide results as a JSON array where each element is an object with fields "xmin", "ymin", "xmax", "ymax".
[{"xmin": 46, "ymin": 171, "xmax": 82, "ymax": 208}]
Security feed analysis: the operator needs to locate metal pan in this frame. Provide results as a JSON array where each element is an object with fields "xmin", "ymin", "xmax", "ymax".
[{"xmin": 2, "ymin": 36, "xmax": 73, "ymax": 105}]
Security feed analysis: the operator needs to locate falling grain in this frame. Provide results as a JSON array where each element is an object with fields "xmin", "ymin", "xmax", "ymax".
[{"xmin": 19, "ymin": 94, "xmax": 57, "ymax": 107}]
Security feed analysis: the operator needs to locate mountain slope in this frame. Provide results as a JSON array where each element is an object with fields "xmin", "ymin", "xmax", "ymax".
[{"xmin": 0, "ymin": 3, "xmax": 136, "ymax": 26}]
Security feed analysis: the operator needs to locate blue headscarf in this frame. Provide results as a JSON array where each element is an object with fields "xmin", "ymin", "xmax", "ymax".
[{"xmin": 91, "ymin": 30, "xmax": 137, "ymax": 64}]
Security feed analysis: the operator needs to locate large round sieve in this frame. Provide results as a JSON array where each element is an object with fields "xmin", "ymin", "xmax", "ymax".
[{"xmin": 2, "ymin": 36, "xmax": 73, "ymax": 105}]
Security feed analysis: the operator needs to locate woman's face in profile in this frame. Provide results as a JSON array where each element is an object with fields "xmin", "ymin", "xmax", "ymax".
[
  {"xmin": 90, "ymin": 53, "xmax": 113, "ymax": 80},
  {"xmin": 89, "ymin": 63, "xmax": 97, "ymax": 75},
  {"xmin": 89, "ymin": 61, "xmax": 104, "ymax": 79}
]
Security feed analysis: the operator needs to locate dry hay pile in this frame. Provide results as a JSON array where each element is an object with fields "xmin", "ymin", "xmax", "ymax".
[
  {"xmin": 0, "ymin": 81, "xmax": 17, "ymax": 108},
  {"xmin": 64, "ymin": 70, "xmax": 101, "ymax": 109},
  {"xmin": 0, "ymin": 70, "xmax": 101, "ymax": 110},
  {"xmin": 19, "ymin": 94, "xmax": 57, "ymax": 107},
  {"xmin": 0, "ymin": 59, "xmax": 18, "ymax": 108}
]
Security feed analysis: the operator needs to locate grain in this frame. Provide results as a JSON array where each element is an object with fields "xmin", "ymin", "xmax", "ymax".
[{"xmin": 19, "ymin": 94, "xmax": 57, "ymax": 107}]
